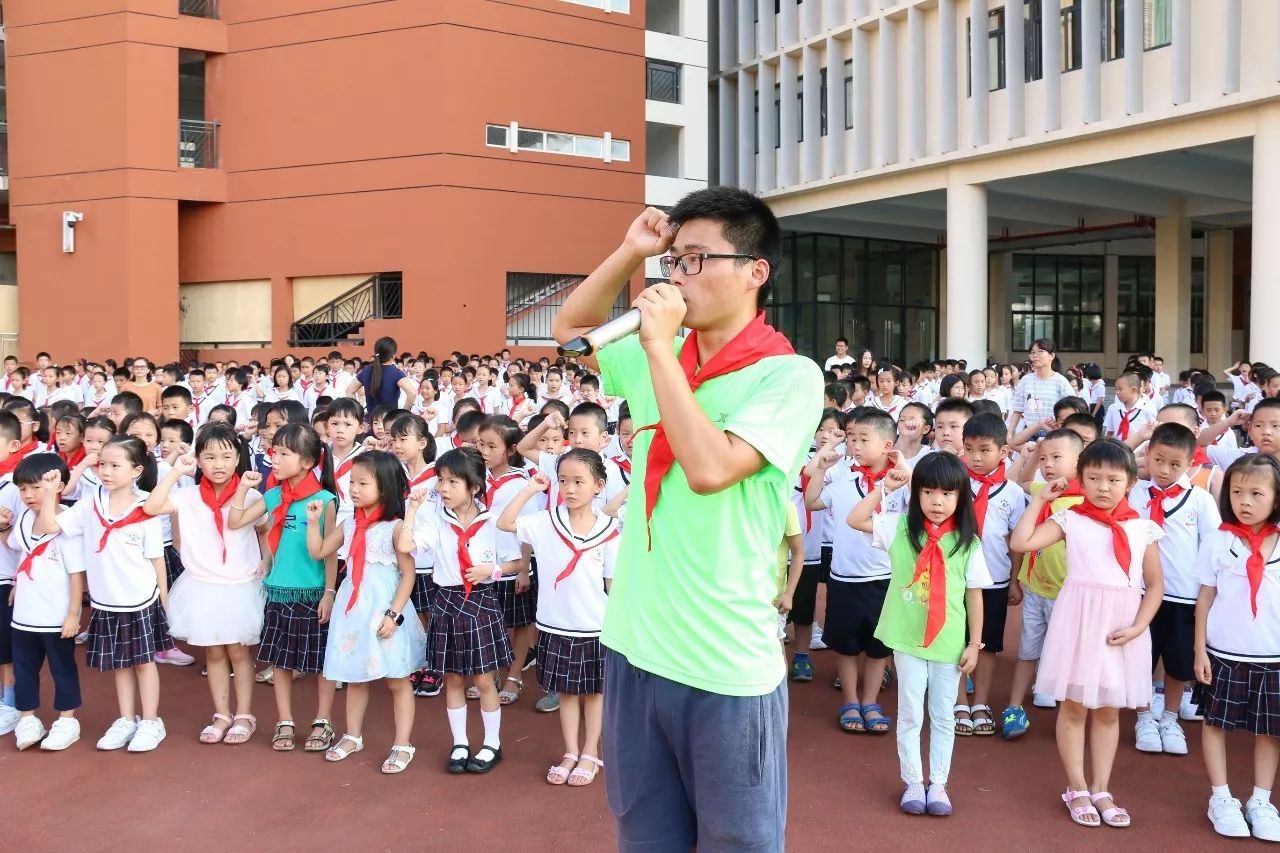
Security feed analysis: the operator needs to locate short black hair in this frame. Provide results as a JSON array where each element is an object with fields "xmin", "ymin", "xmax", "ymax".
[
  {"xmin": 111, "ymin": 392, "xmax": 143, "ymax": 414},
  {"xmin": 962, "ymin": 413, "xmax": 1007, "ymax": 446},
  {"xmin": 1148, "ymin": 422, "xmax": 1197, "ymax": 460},
  {"xmin": 569, "ymin": 402, "xmax": 608, "ymax": 433},
  {"xmin": 1054, "ymin": 396, "xmax": 1089, "ymax": 419},
  {"xmin": 850, "ymin": 408, "xmax": 897, "ymax": 442},
  {"xmin": 970, "ymin": 399, "xmax": 1003, "ymax": 419},
  {"xmin": 934, "ymin": 398, "xmax": 975, "ymax": 421},
  {"xmin": 13, "ymin": 452, "xmax": 69, "ymax": 487},
  {"xmin": 824, "ymin": 382, "xmax": 849, "ymax": 408},
  {"xmin": 161, "ymin": 385, "xmax": 193, "ymax": 405},
  {"xmin": 1220, "ymin": 455, "xmax": 1280, "ymax": 525},
  {"xmin": 1199, "ymin": 389, "xmax": 1227, "ymax": 407},
  {"xmin": 0, "ymin": 410, "xmax": 22, "ymax": 444},
  {"xmin": 1042, "ymin": 427, "xmax": 1085, "ymax": 453},
  {"xmin": 161, "ymin": 418, "xmax": 194, "ymax": 444},
  {"xmin": 1061, "ymin": 412, "xmax": 1100, "ymax": 440},
  {"xmin": 455, "ymin": 409, "xmax": 486, "ymax": 436},
  {"xmin": 1077, "ymin": 438, "xmax": 1137, "ymax": 480},
  {"xmin": 667, "ymin": 186, "xmax": 782, "ymax": 310}
]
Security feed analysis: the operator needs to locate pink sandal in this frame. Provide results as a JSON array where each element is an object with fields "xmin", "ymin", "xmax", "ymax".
[
  {"xmin": 567, "ymin": 754, "xmax": 604, "ymax": 787},
  {"xmin": 1090, "ymin": 792, "xmax": 1131, "ymax": 827},
  {"xmin": 1062, "ymin": 789, "xmax": 1100, "ymax": 827},
  {"xmin": 223, "ymin": 714, "xmax": 257, "ymax": 745},
  {"xmin": 199, "ymin": 713, "xmax": 232, "ymax": 744},
  {"xmin": 546, "ymin": 752, "xmax": 578, "ymax": 785}
]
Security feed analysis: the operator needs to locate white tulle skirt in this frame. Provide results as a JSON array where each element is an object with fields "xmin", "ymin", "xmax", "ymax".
[{"xmin": 166, "ymin": 575, "xmax": 266, "ymax": 647}]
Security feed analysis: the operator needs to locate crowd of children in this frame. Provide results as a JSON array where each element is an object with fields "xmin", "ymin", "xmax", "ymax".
[{"xmin": 0, "ymin": 337, "xmax": 1278, "ymax": 840}]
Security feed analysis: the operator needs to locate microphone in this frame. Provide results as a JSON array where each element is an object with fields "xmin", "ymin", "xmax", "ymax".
[{"xmin": 557, "ymin": 309, "xmax": 641, "ymax": 357}]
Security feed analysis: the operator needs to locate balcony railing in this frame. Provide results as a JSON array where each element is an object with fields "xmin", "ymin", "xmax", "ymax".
[
  {"xmin": 179, "ymin": 119, "xmax": 219, "ymax": 169},
  {"xmin": 179, "ymin": 0, "xmax": 220, "ymax": 19},
  {"xmin": 646, "ymin": 60, "xmax": 681, "ymax": 104}
]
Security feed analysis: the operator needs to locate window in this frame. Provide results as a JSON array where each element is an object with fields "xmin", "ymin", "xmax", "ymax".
[
  {"xmin": 774, "ymin": 83, "xmax": 781, "ymax": 148},
  {"xmin": 1104, "ymin": 0, "xmax": 1172, "ymax": 61},
  {"xmin": 819, "ymin": 68, "xmax": 828, "ymax": 137},
  {"xmin": 506, "ymin": 272, "xmax": 630, "ymax": 345},
  {"xmin": 1025, "ymin": 0, "xmax": 1043, "ymax": 81},
  {"xmin": 1191, "ymin": 256, "xmax": 1205, "ymax": 355},
  {"xmin": 1011, "ymin": 255, "xmax": 1104, "ymax": 351},
  {"xmin": 843, "ymin": 59, "xmax": 853, "ymax": 130},
  {"xmin": 485, "ymin": 124, "xmax": 630, "ymax": 161},
  {"xmin": 796, "ymin": 75, "xmax": 804, "ymax": 143},
  {"xmin": 1116, "ymin": 256, "xmax": 1156, "ymax": 353},
  {"xmin": 967, "ymin": 9, "xmax": 1007, "ymax": 93},
  {"xmin": 1105, "ymin": 0, "xmax": 1124, "ymax": 60},
  {"xmin": 1059, "ymin": 1, "xmax": 1082, "ymax": 72},
  {"xmin": 646, "ymin": 60, "xmax": 681, "ymax": 103},
  {"xmin": 754, "ymin": 89, "xmax": 760, "ymax": 154},
  {"xmin": 560, "ymin": 0, "xmax": 630, "ymax": 12}
]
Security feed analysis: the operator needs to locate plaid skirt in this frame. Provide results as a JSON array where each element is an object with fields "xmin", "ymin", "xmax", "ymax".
[
  {"xmin": 257, "ymin": 601, "xmax": 328, "ymax": 674},
  {"xmin": 536, "ymin": 631, "xmax": 604, "ymax": 695},
  {"xmin": 1205, "ymin": 654, "xmax": 1280, "ymax": 736},
  {"xmin": 494, "ymin": 574, "xmax": 537, "ymax": 629},
  {"xmin": 428, "ymin": 584, "xmax": 512, "ymax": 676},
  {"xmin": 163, "ymin": 545, "xmax": 185, "ymax": 589},
  {"xmin": 86, "ymin": 601, "xmax": 175, "ymax": 671},
  {"xmin": 411, "ymin": 573, "xmax": 437, "ymax": 615}
]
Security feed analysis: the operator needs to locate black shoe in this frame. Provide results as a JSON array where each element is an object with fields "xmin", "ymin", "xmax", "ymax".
[
  {"xmin": 414, "ymin": 672, "xmax": 443, "ymax": 697},
  {"xmin": 465, "ymin": 745, "xmax": 503, "ymax": 773},
  {"xmin": 447, "ymin": 744, "xmax": 470, "ymax": 774},
  {"xmin": 521, "ymin": 647, "xmax": 537, "ymax": 672}
]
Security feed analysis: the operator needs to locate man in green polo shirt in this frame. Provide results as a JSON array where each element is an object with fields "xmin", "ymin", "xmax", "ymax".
[{"xmin": 554, "ymin": 187, "xmax": 822, "ymax": 851}]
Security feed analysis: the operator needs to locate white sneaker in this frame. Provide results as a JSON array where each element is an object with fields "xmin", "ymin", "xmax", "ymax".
[
  {"xmin": 155, "ymin": 648, "xmax": 195, "ymax": 666},
  {"xmin": 1150, "ymin": 689, "xmax": 1165, "ymax": 718},
  {"xmin": 1209, "ymin": 795, "xmax": 1250, "ymax": 838},
  {"xmin": 809, "ymin": 624, "xmax": 827, "ymax": 651},
  {"xmin": 1135, "ymin": 715, "xmax": 1163, "ymax": 753},
  {"xmin": 41, "ymin": 717, "xmax": 80, "ymax": 751},
  {"xmin": 0, "ymin": 703, "xmax": 21, "ymax": 735},
  {"xmin": 1158, "ymin": 715, "xmax": 1188, "ymax": 755},
  {"xmin": 96, "ymin": 716, "xmax": 138, "ymax": 750},
  {"xmin": 1032, "ymin": 692, "xmax": 1057, "ymax": 709},
  {"xmin": 1247, "ymin": 799, "xmax": 1280, "ymax": 842},
  {"xmin": 13, "ymin": 716, "xmax": 46, "ymax": 750},
  {"xmin": 1180, "ymin": 688, "xmax": 1205, "ymax": 721},
  {"xmin": 126, "ymin": 718, "xmax": 166, "ymax": 752}
]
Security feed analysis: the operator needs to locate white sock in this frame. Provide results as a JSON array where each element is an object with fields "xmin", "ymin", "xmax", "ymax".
[
  {"xmin": 481, "ymin": 708, "xmax": 501, "ymax": 749},
  {"xmin": 446, "ymin": 705, "xmax": 467, "ymax": 746},
  {"xmin": 1211, "ymin": 784, "xmax": 1233, "ymax": 800},
  {"xmin": 1252, "ymin": 786, "xmax": 1272, "ymax": 805}
]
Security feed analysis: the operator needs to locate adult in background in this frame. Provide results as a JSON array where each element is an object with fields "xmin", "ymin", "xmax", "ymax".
[
  {"xmin": 344, "ymin": 335, "xmax": 417, "ymax": 415},
  {"xmin": 823, "ymin": 337, "xmax": 856, "ymax": 373},
  {"xmin": 856, "ymin": 347, "xmax": 876, "ymax": 376},
  {"xmin": 554, "ymin": 187, "xmax": 823, "ymax": 852},
  {"xmin": 1007, "ymin": 337, "xmax": 1073, "ymax": 434}
]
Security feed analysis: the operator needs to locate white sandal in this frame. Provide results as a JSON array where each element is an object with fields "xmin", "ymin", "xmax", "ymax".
[
  {"xmin": 954, "ymin": 704, "xmax": 974, "ymax": 736},
  {"xmin": 324, "ymin": 733, "xmax": 364, "ymax": 762},
  {"xmin": 498, "ymin": 676, "xmax": 524, "ymax": 705},
  {"xmin": 547, "ymin": 752, "xmax": 579, "ymax": 785},
  {"xmin": 1090, "ymin": 791, "xmax": 1131, "ymax": 828},
  {"xmin": 567, "ymin": 754, "xmax": 604, "ymax": 787},
  {"xmin": 381, "ymin": 744, "xmax": 415, "ymax": 774}
]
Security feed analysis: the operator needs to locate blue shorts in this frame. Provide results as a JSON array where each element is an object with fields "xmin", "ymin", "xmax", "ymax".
[{"xmin": 602, "ymin": 649, "xmax": 788, "ymax": 852}]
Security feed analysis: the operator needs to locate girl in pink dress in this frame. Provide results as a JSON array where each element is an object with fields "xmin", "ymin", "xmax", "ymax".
[{"xmin": 1011, "ymin": 439, "xmax": 1164, "ymax": 830}]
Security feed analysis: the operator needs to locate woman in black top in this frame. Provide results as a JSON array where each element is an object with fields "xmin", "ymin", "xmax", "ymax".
[{"xmin": 345, "ymin": 336, "xmax": 417, "ymax": 415}]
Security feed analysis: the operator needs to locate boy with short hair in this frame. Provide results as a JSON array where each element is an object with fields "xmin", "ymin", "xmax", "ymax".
[
  {"xmin": 107, "ymin": 391, "xmax": 143, "ymax": 427},
  {"xmin": 1104, "ymin": 372, "xmax": 1156, "ymax": 440},
  {"xmin": 932, "ymin": 398, "xmax": 974, "ymax": 456},
  {"xmin": 0, "ymin": 409, "xmax": 39, "ymax": 736},
  {"xmin": 160, "ymin": 385, "xmax": 195, "ymax": 429},
  {"xmin": 187, "ymin": 368, "xmax": 221, "ymax": 427}
]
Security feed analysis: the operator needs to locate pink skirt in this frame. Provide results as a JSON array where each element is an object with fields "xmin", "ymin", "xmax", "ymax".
[{"xmin": 1035, "ymin": 579, "xmax": 1152, "ymax": 709}]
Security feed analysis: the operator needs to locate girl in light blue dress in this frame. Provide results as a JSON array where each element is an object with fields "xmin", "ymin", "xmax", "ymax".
[{"xmin": 321, "ymin": 451, "xmax": 426, "ymax": 774}]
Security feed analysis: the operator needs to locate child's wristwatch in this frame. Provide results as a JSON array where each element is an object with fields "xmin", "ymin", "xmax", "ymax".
[{"xmin": 383, "ymin": 609, "xmax": 404, "ymax": 626}]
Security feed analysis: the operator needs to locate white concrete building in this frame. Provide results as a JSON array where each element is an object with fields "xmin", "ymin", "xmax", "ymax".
[{"xmin": 709, "ymin": 0, "xmax": 1279, "ymax": 375}]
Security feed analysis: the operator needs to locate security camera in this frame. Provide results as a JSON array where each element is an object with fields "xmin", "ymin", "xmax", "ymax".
[
  {"xmin": 64, "ymin": 212, "xmax": 84, "ymax": 229},
  {"xmin": 62, "ymin": 211, "xmax": 85, "ymax": 253}
]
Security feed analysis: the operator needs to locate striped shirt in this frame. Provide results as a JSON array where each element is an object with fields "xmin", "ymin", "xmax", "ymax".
[{"xmin": 1011, "ymin": 372, "xmax": 1073, "ymax": 423}]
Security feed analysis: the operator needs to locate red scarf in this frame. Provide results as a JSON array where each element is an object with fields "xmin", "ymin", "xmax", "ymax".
[
  {"xmin": 449, "ymin": 513, "xmax": 488, "ymax": 598},
  {"xmin": 633, "ymin": 312, "xmax": 794, "ymax": 548},
  {"xmin": 200, "ymin": 475, "xmax": 240, "ymax": 563},
  {"xmin": 853, "ymin": 463, "xmax": 891, "ymax": 513},
  {"xmin": 59, "ymin": 446, "xmax": 87, "ymax": 471},
  {"xmin": 1070, "ymin": 499, "xmax": 1140, "ymax": 575},
  {"xmin": 406, "ymin": 465, "xmax": 436, "ymax": 491},
  {"xmin": 267, "ymin": 475, "xmax": 324, "ymax": 554},
  {"xmin": 332, "ymin": 447, "xmax": 360, "ymax": 501},
  {"xmin": 485, "ymin": 471, "xmax": 525, "ymax": 510},
  {"xmin": 1026, "ymin": 480, "xmax": 1085, "ymax": 580},
  {"xmin": 16, "ymin": 538, "xmax": 53, "ymax": 579},
  {"xmin": 909, "ymin": 517, "xmax": 956, "ymax": 648},
  {"xmin": 968, "ymin": 465, "xmax": 1007, "ymax": 536},
  {"xmin": 0, "ymin": 439, "xmax": 40, "ymax": 477},
  {"xmin": 1117, "ymin": 408, "xmax": 1140, "ymax": 440},
  {"xmin": 344, "ymin": 507, "xmax": 384, "ymax": 613},
  {"xmin": 1220, "ymin": 522, "xmax": 1279, "ymax": 618},
  {"xmin": 612, "ymin": 456, "xmax": 631, "ymax": 477},
  {"xmin": 1145, "ymin": 482, "xmax": 1185, "ymax": 528},
  {"xmin": 451, "ymin": 433, "xmax": 463, "ymax": 449},
  {"xmin": 548, "ymin": 509, "xmax": 620, "ymax": 588},
  {"xmin": 510, "ymin": 394, "xmax": 526, "ymax": 413},
  {"xmin": 92, "ymin": 500, "xmax": 151, "ymax": 553},
  {"xmin": 1192, "ymin": 446, "xmax": 1211, "ymax": 467},
  {"xmin": 798, "ymin": 472, "xmax": 814, "ymax": 532}
]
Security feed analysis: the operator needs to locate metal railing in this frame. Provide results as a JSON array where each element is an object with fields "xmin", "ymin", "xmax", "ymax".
[
  {"xmin": 289, "ymin": 272, "xmax": 403, "ymax": 347},
  {"xmin": 179, "ymin": 119, "xmax": 219, "ymax": 169},
  {"xmin": 506, "ymin": 272, "xmax": 628, "ymax": 345},
  {"xmin": 646, "ymin": 60, "xmax": 681, "ymax": 103},
  {"xmin": 179, "ymin": 0, "xmax": 220, "ymax": 19}
]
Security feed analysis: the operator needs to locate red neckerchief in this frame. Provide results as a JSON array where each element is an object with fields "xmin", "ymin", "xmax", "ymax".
[
  {"xmin": 226, "ymin": 392, "xmax": 240, "ymax": 408},
  {"xmin": 1070, "ymin": 499, "xmax": 1140, "ymax": 575},
  {"xmin": 59, "ymin": 446, "xmax": 87, "ymax": 471},
  {"xmin": 300, "ymin": 378, "xmax": 313, "ymax": 393},
  {"xmin": 1117, "ymin": 408, "xmax": 1140, "ymax": 440},
  {"xmin": 1145, "ymin": 482, "xmax": 1185, "ymax": 527},
  {"xmin": 192, "ymin": 393, "xmax": 208, "ymax": 421},
  {"xmin": 449, "ymin": 511, "xmax": 488, "ymax": 598},
  {"xmin": 200, "ymin": 475, "xmax": 240, "ymax": 563},
  {"xmin": 1026, "ymin": 480, "xmax": 1084, "ymax": 580},
  {"xmin": 1193, "ymin": 446, "xmax": 1211, "ymax": 466},
  {"xmin": 547, "ymin": 508, "xmax": 620, "ymax": 588},
  {"xmin": 0, "ymin": 439, "xmax": 40, "ymax": 477},
  {"xmin": 510, "ymin": 394, "xmax": 526, "ymax": 412},
  {"xmin": 451, "ymin": 433, "xmax": 463, "ymax": 449},
  {"xmin": 798, "ymin": 472, "xmax": 814, "ymax": 532},
  {"xmin": 406, "ymin": 464, "xmax": 436, "ymax": 491},
  {"xmin": 332, "ymin": 446, "xmax": 361, "ymax": 501},
  {"xmin": 967, "ymin": 465, "xmax": 1007, "ymax": 536},
  {"xmin": 485, "ymin": 470, "xmax": 525, "ymax": 510},
  {"xmin": 1220, "ymin": 522, "xmax": 1280, "ymax": 618},
  {"xmin": 267, "ymin": 476, "xmax": 324, "ymax": 554},
  {"xmin": 909, "ymin": 517, "xmax": 956, "ymax": 647},
  {"xmin": 91, "ymin": 498, "xmax": 150, "ymax": 553},
  {"xmin": 632, "ymin": 312, "xmax": 794, "ymax": 549},
  {"xmin": 16, "ymin": 538, "xmax": 54, "ymax": 580},
  {"xmin": 344, "ymin": 506, "xmax": 384, "ymax": 613},
  {"xmin": 852, "ymin": 463, "xmax": 891, "ymax": 513}
]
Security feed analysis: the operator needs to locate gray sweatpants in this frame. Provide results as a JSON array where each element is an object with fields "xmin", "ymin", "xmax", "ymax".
[{"xmin": 602, "ymin": 650, "xmax": 788, "ymax": 852}]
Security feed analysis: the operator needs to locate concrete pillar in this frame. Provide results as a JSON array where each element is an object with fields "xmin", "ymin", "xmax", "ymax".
[
  {"xmin": 757, "ymin": 0, "xmax": 775, "ymax": 54},
  {"xmin": 907, "ymin": 6, "xmax": 927, "ymax": 158},
  {"xmin": 1205, "ymin": 229, "xmax": 1235, "ymax": 371},
  {"xmin": 1123, "ymin": 0, "xmax": 1143, "ymax": 113},
  {"xmin": 757, "ymin": 60, "xmax": 777, "ymax": 190},
  {"xmin": 1154, "ymin": 198, "xmax": 1192, "ymax": 376},
  {"xmin": 780, "ymin": 0, "xmax": 799, "ymax": 46},
  {"xmin": 946, "ymin": 180, "xmax": 988, "ymax": 365},
  {"xmin": 877, "ymin": 17, "xmax": 899, "ymax": 165},
  {"xmin": 718, "ymin": 0, "xmax": 737, "ymax": 71},
  {"xmin": 738, "ymin": 0, "xmax": 755, "ymax": 65},
  {"xmin": 802, "ymin": 47, "xmax": 821, "ymax": 182},
  {"xmin": 987, "ymin": 253, "xmax": 1009, "ymax": 359},
  {"xmin": 1223, "ymin": 0, "xmax": 1241, "ymax": 95},
  {"xmin": 969, "ymin": 0, "xmax": 988, "ymax": 146},
  {"xmin": 779, "ymin": 53, "xmax": 799, "ymax": 187},
  {"xmin": 852, "ymin": 26, "xmax": 871, "ymax": 170},
  {"xmin": 737, "ymin": 70, "xmax": 756, "ymax": 191},
  {"xmin": 1251, "ymin": 107, "xmax": 1280, "ymax": 364},
  {"xmin": 718, "ymin": 76, "xmax": 738, "ymax": 186},
  {"xmin": 938, "ymin": 0, "xmax": 958, "ymax": 153},
  {"xmin": 1171, "ymin": 0, "xmax": 1190, "ymax": 105},
  {"xmin": 826, "ymin": 36, "xmax": 847, "ymax": 176},
  {"xmin": 1082, "ymin": 0, "xmax": 1101, "ymax": 122},
  {"xmin": 1041, "ymin": 0, "xmax": 1061, "ymax": 131},
  {"xmin": 1005, "ymin": 0, "xmax": 1025, "ymax": 138}
]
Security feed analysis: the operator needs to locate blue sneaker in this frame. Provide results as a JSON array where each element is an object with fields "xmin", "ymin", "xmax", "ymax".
[
  {"xmin": 1001, "ymin": 705, "xmax": 1029, "ymax": 740},
  {"xmin": 790, "ymin": 655, "xmax": 813, "ymax": 682}
]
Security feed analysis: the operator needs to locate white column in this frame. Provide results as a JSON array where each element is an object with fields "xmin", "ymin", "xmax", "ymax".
[
  {"xmin": 780, "ymin": 0, "xmax": 799, "ymax": 46},
  {"xmin": 824, "ymin": 0, "xmax": 843, "ymax": 30},
  {"xmin": 1123, "ymin": 0, "xmax": 1143, "ymax": 114},
  {"xmin": 946, "ymin": 180, "xmax": 989, "ymax": 365},
  {"xmin": 1171, "ymin": 0, "xmax": 1190, "ymax": 105},
  {"xmin": 826, "ymin": 36, "xmax": 847, "ymax": 176},
  {"xmin": 802, "ymin": 48, "xmax": 821, "ymax": 182},
  {"xmin": 757, "ymin": 61, "xmax": 777, "ymax": 191},
  {"xmin": 877, "ymin": 17, "xmax": 899, "ymax": 165},
  {"xmin": 757, "ymin": 0, "xmax": 775, "ymax": 54},
  {"xmin": 801, "ymin": 0, "xmax": 821, "ymax": 39},
  {"xmin": 1205, "ymin": 228, "xmax": 1235, "ymax": 370},
  {"xmin": 852, "ymin": 26, "xmax": 872, "ymax": 170},
  {"xmin": 718, "ymin": 77, "xmax": 738, "ymax": 186},
  {"xmin": 1154, "ymin": 198, "xmax": 1191, "ymax": 376},
  {"xmin": 1081, "ymin": 0, "xmax": 1101, "ymax": 122},
  {"xmin": 938, "ymin": 0, "xmax": 958, "ymax": 153},
  {"xmin": 718, "ymin": 0, "xmax": 737, "ymax": 71},
  {"xmin": 907, "ymin": 6, "xmax": 927, "ymax": 158},
  {"xmin": 737, "ymin": 70, "xmax": 756, "ymax": 191},
  {"xmin": 1223, "ymin": 0, "xmax": 1241, "ymax": 95},
  {"xmin": 779, "ymin": 53, "xmax": 799, "ymax": 187},
  {"xmin": 738, "ymin": 0, "xmax": 755, "ymax": 66},
  {"xmin": 968, "ymin": 0, "xmax": 988, "ymax": 147},
  {"xmin": 1005, "ymin": 0, "xmax": 1025, "ymax": 139},
  {"xmin": 1041, "ymin": 0, "xmax": 1061, "ymax": 131},
  {"xmin": 1251, "ymin": 108, "xmax": 1280, "ymax": 364}
]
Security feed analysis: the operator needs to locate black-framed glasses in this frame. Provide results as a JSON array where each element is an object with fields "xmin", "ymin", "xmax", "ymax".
[{"xmin": 658, "ymin": 252, "xmax": 759, "ymax": 277}]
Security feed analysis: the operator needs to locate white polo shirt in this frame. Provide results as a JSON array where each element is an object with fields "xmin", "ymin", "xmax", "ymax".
[
  {"xmin": 820, "ymin": 464, "xmax": 908, "ymax": 582},
  {"xmin": 56, "ymin": 486, "xmax": 164, "ymax": 612},
  {"xmin": 1129, "ymin": 476, "xmax": 1221, "ymax": 603},
  {"xmin": 535, "ymin": 451, "xmax": 627, "ymax": 513},
  {"xmin": 411, "ymin": 505, "xmax": 520, "ymax": 588},
  {"xmin": 0, "ymin": 477, "xmax": 26, "ymax": 582},
  {"xmin": 1196, "ymin": 528, "xmax": 1280, "ymax": 663},
  {"xmin": 8, "ymin": 509, "xmax": 83, "ymax": 632},
  {"xmin": 969, "ymin": 477, "xmax": 1027, "ymax": 587},
  {"xmin": 1103, "ymin": 400, "xmax": 1157, "ymax": 439},
  {"xmin": 516, "ymin": 507, "xmax": 619, "ymax": 637}
]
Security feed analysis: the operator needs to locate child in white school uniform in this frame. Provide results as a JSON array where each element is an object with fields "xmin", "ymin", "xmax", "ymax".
[
  {"xmin": 516, "ymin": 403, "xmax": 627, "ymax": 512},
  {"xmin": 868, "ymin": 367, "xmax": 910, "ymax": 421},
  {"xmin": 0, "ymin": 409, "xmax": 38, "ymax": 733},
  {"xmin": 1104, "ymin": 373, "xmax": 1157, "ymax": 442},
  {"xmin": 36, "ymin": 435, "xmax": 173, "ymax": 752},
  {"xmin": 325, "ymin": 398, "xmax": 369, "ymax": 568}
]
